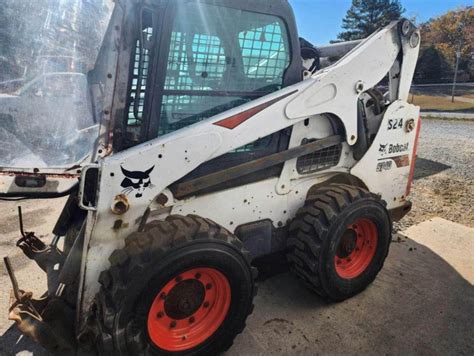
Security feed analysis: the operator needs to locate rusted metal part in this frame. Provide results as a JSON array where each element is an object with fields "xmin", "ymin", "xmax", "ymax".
[
  {"xmin": 4, "ymin": 254, "xmax": 76, "ymax": 352},
  {"xmin": 174, "ymin": 135, "xmax": 343, "ymax": 198},
  {"xmin": 405, "ymin": 118, "xmax": 415, "ymax": 133},
  {"xmin": 111, "ymin": 193, "xmax": 130, "ymax": 215},
  {"xmin": 4, "ymin": 256, "xmax": 43, "ymax": 319},
  {"xmin": 389, "ymin": 200, "xmax": 412, "ymax": 222},
  {"xmin": 156, "ymin": 193, "xmax": 169, "ymax": 206},
  {"xmin": 97, "ymin": 142, "xmax": 114, "ymax": 158},
  {"xmin": 0, "ymin": 170, "xmax": 79, "ymax": 179},
  {"xmin": 4, "ymin": 257, "xmax": 22, "ymax": 302},
  {"xmin": 14, "ymin": 207, "xmax": 65, "ymax": 280},
  {"xmin": 391, "ymin": 154, "xmax": 410, "ymax": 168},
  {"xmin": 9, "ymin": 307, "xmax": 56, "ymax": 350},
  {"xmin": 9, "ymin": 299, "xmax": 77, "ymax": 352}
]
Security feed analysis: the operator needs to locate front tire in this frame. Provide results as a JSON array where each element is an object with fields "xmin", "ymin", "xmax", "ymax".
[
  {"xmin": 94, "ymin": 215, "xmax": 256, "ymax": 355},
  {"xmin": 287, "ymin": 184, "xmax": 391, "ymax": 301}
]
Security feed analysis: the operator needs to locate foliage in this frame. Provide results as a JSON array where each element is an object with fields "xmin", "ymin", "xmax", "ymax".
[
  {"xmin": 414, "ymin": 46, "xmax": 450, "ymax": 83},
  {"xmin": 416, "ymin": 7, "xmax": 473, "ymax": 82},
  {"xmin": 420, "ymin": 7, "xmax": 473, "ymax": 66},
  {"xmin": 338, "ymin": 0, "xmax": 405, "ymax": 41}
]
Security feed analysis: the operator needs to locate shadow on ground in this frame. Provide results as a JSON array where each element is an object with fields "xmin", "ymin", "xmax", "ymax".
[
  {"xmin": 414, "ymin": 157, "xmax": 451, "ymax": 180},
  {"xmin": 0, "ymin": 326, "xmax": 47, "ymax": 356}
]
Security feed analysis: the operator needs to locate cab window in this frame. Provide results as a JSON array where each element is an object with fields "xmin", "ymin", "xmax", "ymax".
[{"xmin": 157, "ymin": 2, "xmax": 290, "ymax": 138}]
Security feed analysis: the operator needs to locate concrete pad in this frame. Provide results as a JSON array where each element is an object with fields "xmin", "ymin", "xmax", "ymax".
[
  {"xmin": 402, "ymin": 217, "xmax": 474, "ymax": 283},
  {"xmin": 227, "ymin": 222, "xmax": 474, "ymax": 355}
]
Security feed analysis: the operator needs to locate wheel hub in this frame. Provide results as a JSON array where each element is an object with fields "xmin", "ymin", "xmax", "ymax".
[
  {"xmin": 337, "ymin": 229, "xmax": 357, "ymax": 257},
  {"xmin": 164, "ymin": 279, "xmax": 205, "ymax": 320},
  {"xmin": 147, "ymin": 267, "xmax": 231, "ymax": 352},
  {"xmin": 335, "ymin": 218, "xmax": 378, "ymax": 279}
]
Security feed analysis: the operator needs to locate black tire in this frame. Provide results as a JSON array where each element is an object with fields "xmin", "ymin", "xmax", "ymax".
[
  {"xmin": 93, "ymin": 215, "xmax": 256, "ymax": 355},
  {"xmin": 287, "ymin": 184, "xmax": 391, "ymax": 301}
]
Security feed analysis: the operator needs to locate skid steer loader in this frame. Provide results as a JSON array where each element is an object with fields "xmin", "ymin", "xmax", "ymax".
[{"xmin": 0, "ymin": 0, "xmax": 421, "ymax": 354}]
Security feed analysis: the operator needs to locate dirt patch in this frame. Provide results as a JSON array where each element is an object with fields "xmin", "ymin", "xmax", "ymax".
[
  {"xmin": 0, "ymin": 207, "xmax": 51, "ymax": 235},
  {"xmin": 399, "ymin": 174, "xmax": 473, "ymax": 229}
]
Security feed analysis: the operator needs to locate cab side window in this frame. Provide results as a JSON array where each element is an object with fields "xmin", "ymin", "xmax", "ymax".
[
  {"xmin": 157, "ymin": 3, "xmax": 290, "ymax": 141},
  {"xmin": 239, "ymin": 21, "xmax": 290, "ymax": 86}
]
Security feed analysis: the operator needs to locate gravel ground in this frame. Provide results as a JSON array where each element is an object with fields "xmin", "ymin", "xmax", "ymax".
[{"xmin": 395, "ymin": 118, "xmax": 474, "ymax": 231}]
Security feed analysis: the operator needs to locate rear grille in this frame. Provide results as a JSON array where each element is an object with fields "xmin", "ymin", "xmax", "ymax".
[{"xmin": 296, "ymin": 138, "xmax": 342, "ymax": 174}]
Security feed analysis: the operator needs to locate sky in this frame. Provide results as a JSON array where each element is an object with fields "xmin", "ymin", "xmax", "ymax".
[{"xmin": 290, "ymin": 0, "xmax": 471, "ymax": 45}]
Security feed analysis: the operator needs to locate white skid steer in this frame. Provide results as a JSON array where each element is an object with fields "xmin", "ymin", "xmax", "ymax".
[{"xmin": 0, "ymin": 0, "xmax": 420, "ymax": 354}]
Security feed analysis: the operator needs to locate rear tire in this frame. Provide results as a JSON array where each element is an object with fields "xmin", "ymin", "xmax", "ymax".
[
  {"xmin": 286, "ymin": 184, "xmax": 391, "ymax": 301},
  {"xmin": 94, "ymin": 215, "xmax": 256, "ymax": 355}
]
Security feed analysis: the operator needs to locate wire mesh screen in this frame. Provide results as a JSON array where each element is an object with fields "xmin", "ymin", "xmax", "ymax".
[
  {"xmin": 165, "ymin": 32, "xmax": 227, "ymax": 91},
  {"xmin": 127, "ymin": 26, "xmax": 153, "ymax": 127},
  {"xmin": 156, "ymin": 2, "xmax": 291, "ymax": 154},
  {"xmin": 239, "ymin": 22, "xmax": 289, "ymax": 84},
  {"xmin": 296, "ymin": 139, "xmax": 342, "ymax": 174}
]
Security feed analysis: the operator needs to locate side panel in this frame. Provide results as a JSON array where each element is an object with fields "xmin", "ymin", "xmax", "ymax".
[{"xmin": 351, "ymin": 101, "xmax": 421, "ymax": 208}]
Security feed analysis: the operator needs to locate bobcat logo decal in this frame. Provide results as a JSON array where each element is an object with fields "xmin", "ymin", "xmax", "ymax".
[{"xmin": 120, "ymin": 166, "xmax": 155, "ymax": 198}]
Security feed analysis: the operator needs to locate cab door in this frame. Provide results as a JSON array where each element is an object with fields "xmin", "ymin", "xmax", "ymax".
[{"xmin": 121, "ymin": 0, "xmax": 302, "ymax": 196}]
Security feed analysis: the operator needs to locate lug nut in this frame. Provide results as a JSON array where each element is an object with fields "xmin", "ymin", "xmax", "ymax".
[
  {"xmin": 195, "ymin": 273, "xmax": 201, "ymax": 279},
  {"xmin": 157, "ymin": 311, "xmax": 164, "ymax": 319},
  {"xmin": 170, "ymin": 321, "xmax": 177, "ymax": 329},
  {"xmin": 203, "ymin": 301, "xmax": 210, "ymax": 308},
  {"xmin": 206, "ymin": 283, "xmax": 212, "ymax": 290},
  {"xmin": 189, "ymin": 316, "xmax": 195, "ymax": 324}
]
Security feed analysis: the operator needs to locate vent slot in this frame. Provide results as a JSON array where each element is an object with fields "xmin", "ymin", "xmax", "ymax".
[{"xmin": 296, "ymin": 139, "xmax": 342, "ymax": 174}]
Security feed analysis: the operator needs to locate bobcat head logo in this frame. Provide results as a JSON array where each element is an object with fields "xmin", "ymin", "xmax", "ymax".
[
  {"xmin": 379, "ymin": 144, "xmax": 387, "ymax": 155},
  {"xmin": 120, "ymin": 166, "xmax": 154, "ymax": 198}
]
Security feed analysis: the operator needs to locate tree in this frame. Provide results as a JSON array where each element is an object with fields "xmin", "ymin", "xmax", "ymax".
[
  {"xmin": 413, "ymin": 6, "xmax": 473, "ymax": 83},
  {"xmin": 414, "ymin": 46, "xmax": 450, "ymax": 83},
  {"xmin": 338, "ymin": 0, "xmax": 405, "ymax": 41},
  {"xmin": 419, "ymin": 7, "xmax": 473, "ymax": 76}
]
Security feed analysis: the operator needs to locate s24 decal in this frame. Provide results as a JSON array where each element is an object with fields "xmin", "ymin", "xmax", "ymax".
[{"xmin": 388, "ymin": 118, "xmax": 404, "ymax": 130}]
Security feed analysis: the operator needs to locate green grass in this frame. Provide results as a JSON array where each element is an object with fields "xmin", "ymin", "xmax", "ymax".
[{"xmin": 409, "ymin": 94, "xmax": 474, "ymax": 111}]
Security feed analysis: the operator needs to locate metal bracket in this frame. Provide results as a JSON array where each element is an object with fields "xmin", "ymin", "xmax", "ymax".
[
  {"xmin": 3, "ymin": 256, "xmax": 41, "ymax": 317},
  {"xmin": 78, "ymin": 163, "xmax": 99, "ymax": 211}
]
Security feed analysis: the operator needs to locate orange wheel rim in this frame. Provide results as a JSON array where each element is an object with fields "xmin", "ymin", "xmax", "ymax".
[
  {"xmin": 335, "ymin": 218, "xmax": 378, "ymax": 279},
  {"xmin": 147, "ymin": 267, "xmax": 231, "ymax": 351}
]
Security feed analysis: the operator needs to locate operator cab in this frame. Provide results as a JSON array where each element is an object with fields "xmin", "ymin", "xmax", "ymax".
[
  {"xmin": 117, "ymin": 0, "xmax": 303, "ymax": 193},
  {"xmin": 118, "ymin": 0, "xmax": 302, "ymax": 150}
]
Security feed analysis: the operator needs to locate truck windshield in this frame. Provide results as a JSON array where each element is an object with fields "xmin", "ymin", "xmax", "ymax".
[{"xmin": 0, "ymin": 0, "xmax": 114, "ymax": 169}]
